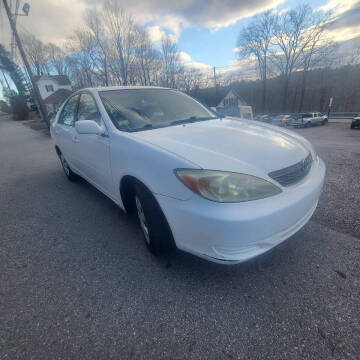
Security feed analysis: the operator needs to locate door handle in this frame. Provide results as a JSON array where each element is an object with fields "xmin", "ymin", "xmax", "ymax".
[{"xmin": 73, "ymin": 135, "xmax": 80, "ymax": 143}]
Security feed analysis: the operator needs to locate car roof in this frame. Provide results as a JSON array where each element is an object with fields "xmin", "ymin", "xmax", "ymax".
[{"xmin": 81, "ymin": 86, "xmax": 173, "ymax": 93}]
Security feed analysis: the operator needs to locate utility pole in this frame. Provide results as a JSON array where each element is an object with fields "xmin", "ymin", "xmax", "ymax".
[
  {"xmin": 213, "ymin": 66, "xmax": 217, "ymax": 88},
  {"xmin": 2, "ymin": 0, "xmax": 49, "ymax": 127},
  {"xmin": 213, "ymin": 66, "xmax": 217, "ymax": 98},
  {"xmin": 10, "ymin": 0, "xmax": 21, "ymax": 60},
  {"xmin": 327, "ymin": 96, "xmax": 333, "ymax": 119}
]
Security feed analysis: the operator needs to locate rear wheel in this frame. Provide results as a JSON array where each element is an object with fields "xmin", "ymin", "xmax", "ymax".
[
  {"xmin": 351, "ymin": 123, "xmax": 355, "ymax": 129},
  {"xmin": 59, "ymin": 153, "xmax": 79, "ymax": 181},
  {"xmin": 134, "ymin": 183, "xmax": 175, "ymax": 255}
]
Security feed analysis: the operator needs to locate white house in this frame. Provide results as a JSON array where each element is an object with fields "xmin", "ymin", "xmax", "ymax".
[
  {"xmin": 34, "ymin": 75, "xmax": 72, "ymax": 113},
  {"xmin": 217, "ymin": 88, "xmax": 253, "ymax": 120}
]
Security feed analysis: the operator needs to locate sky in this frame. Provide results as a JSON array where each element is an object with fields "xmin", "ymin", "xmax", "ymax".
[{"xmin": 0, "ymin": 0, "xmax": 360, "ymax": 96}]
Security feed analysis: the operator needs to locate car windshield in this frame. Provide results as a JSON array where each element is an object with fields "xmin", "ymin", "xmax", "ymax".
[{"xmin": 99, "ymin": 89, "xmax": 218, "ymax": 132}]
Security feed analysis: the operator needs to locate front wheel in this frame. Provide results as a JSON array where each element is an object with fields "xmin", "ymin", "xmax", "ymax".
[
  {"xmin": 134, "ymin": 183, "xmax": 175, "ymax": 255},
  {"xmin": 59, "ymin": 153, "xmax": 79, "ymax": 181}
]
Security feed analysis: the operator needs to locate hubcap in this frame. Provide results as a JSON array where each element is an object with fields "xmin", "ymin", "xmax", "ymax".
[
  {"xmin": 135, "ymin": 196, "xmax": 150, "ymax": 244},
  {"xmin": 60, "ymin": 154, "xmax": 70, "ymax": 176}
]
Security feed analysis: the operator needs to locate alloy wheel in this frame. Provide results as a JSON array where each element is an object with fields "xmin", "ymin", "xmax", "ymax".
[
  {"xmin": 135, "ymin": 196, "xmax": 150, "ymax": 244},
  {"xmin": 60, "ymin": 154, "xmax": 70, "ymax": 176}
]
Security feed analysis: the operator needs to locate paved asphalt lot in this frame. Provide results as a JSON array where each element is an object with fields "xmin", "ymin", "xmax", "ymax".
[{"xmin": 0, "ymin": 115, "xmax": 359, "ymax": 359}]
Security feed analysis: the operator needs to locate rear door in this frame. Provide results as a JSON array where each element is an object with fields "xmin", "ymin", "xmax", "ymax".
[
  {"xmin": 74, "ymin": 92, "xmax": 113, "ymax": 196},
  {"xmin": 55, "ymin": 94, "xmax": 80, "ymax": 170}
]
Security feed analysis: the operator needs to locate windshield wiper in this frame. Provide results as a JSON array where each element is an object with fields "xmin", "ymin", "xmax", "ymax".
[
  {"xmin": 132, "ymin": 124, "xmax": 155, "ymax": 132},
  {"xmin": 170, "ymin": 116, "xmax": 218, "ymax": 126}
]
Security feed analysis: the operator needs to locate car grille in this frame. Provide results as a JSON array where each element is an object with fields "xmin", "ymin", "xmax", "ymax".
[{"xmin": 268, "ymin": 153, "xmax": 313, "ymax": 186}]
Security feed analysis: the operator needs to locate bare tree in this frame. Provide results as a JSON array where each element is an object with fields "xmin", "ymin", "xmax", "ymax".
[
  {"xmin": 102, "ymin": 0, "xmax": 136, "ymax": 86},
  {"xmin": 66, "ymin": 28, "xmax": 98, "ymax": 87},
  {"xmin": 272, "ymin": 5, "xmax": 318, "ymax": 112},
  {"xmin": 16, "ymin": 0, "xmax": 208, "ymax": 91},
  {"xmin": 21, "ymin": 33, "xmax": 49, "ymax": 76},
  {"xmin": 161, "ymin": 35, "xmax": 183, "ymax": 88},
  {"xmin": 133, "ymin": 26, "xmax": 160, "ymax": 86},
  {"xmin": 85, "ymin": 8, "xmax": 110, "ymax": 86},
  {"xmin": 296, "ymin": 11, "xmax": 333, "ymax": 112},
  {"xmin": 237, "ymin": 10, "xmax": 276, "ymax": 112},
  {"xmin": 46, "ymin": 43, "xmax": 68, "ymax": 75},
  {"xmin": 180, "ymin": 68, "xmax": 202, "ymax": 93}
]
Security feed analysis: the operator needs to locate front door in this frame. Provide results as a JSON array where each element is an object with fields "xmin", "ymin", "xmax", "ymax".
[
  {"xmin": 74, "ymin": 93, "xmax": 113, "ymax": 196},
  {"xmin": 55, "ymin": 94, "xmax": 80, "ymax": 171}
]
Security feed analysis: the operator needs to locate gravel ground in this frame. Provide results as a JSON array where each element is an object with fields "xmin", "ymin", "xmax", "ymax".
[
  {"xmin": 294, "ymin": 123, "xmax": 360, "ymax": 238},
  {"xmin": 0, "ymin": 116, "xmax": 359, "ymax": 359}
]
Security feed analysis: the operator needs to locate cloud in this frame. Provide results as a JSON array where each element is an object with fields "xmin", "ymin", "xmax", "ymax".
[
  {"xmin": 147, "ymin": 26, "xmax": 166, "ymax": 43},
  {"xmin": 0, "ymin": 0, "xmax": 88, "ymax": 47},
  {"xmin": 318, "ymin": 0, "xmax": 359, "ymax": 15},
  {"xmin": 118, "ymin": 0, "xmax": 285, "ymax": 32},
  {"xmin": 278, "ymin": 7, "xmax": 289, "ymax": 15},
  {"xmin": 1, "ymin": 0, "xmax": 286, "ymax": 48},
  {"xmin": 179, "ymin": 52, "xmax": 212, "ymax": 70},
  {"xmin": 319, "ymin": 0, "xmax": 360, "ymax": 43}
]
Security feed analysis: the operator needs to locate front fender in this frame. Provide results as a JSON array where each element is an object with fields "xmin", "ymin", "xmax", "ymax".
[{"xmin": 110, "ymin": 131, "xmax": 197, "ymax": 204}]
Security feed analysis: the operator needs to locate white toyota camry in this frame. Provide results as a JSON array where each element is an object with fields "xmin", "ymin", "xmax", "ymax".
[{"xmin": 50, "ymin": 86, "xmax": 325, "ymax": 264}]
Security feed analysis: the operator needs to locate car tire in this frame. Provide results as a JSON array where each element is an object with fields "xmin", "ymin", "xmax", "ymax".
[
  {"xmin": 59, "ymin": 152, "xmax": 79, "ymax": 182},
  {"xmin": 305, "ymin": 122, "xmax": 311, "ymax": 128},
  {"xmin": 134, "ymin": 183, "xmax": 176, "ymax": 255},
  {"xmin": 351, "ymin": 123, "xmax": 355, "ymax": 129}
]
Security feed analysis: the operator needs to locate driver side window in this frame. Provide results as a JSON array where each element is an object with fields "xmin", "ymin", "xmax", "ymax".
[
  {"xmin": 78, "ymin": 93, "xmax": 102, "ymax": 125},
  {"xmin": 58, "ymin": 95, "xmax": 79, "ymax": 126}
]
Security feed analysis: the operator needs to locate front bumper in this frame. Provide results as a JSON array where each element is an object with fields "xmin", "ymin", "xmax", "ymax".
[{"xmin": 155, "ymin": 158, "xmax": 326, "ymax": 264}]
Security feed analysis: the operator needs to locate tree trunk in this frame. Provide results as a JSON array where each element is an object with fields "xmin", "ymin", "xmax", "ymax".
[
  {"xmin": 281, "ymin": 76, "xmax": 290, "ymax": 113},
  {"xmin": 291, "ymin": 78, "xmax": 299, "ymax": 112},
  {"xmin": 262, "ymin": 77, "xmax": 267, "ymax": 113},
  {"xmin": 261, "ymin": 58, "xmax": 267, "ymax": 113},
  {"xmin": 298, "ymin": 69, "xmax": 308, "ymax": 113}
]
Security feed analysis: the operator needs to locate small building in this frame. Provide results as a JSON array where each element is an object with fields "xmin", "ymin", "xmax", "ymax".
[
  {"xmin": 34, "ymin": 75, "xmax": 72, "ymax": 113},
  {"xmin": 216, "ymin": 88, "xmax": 253, "ymax": 120},
  {"xmin": 43, "ymin": 88, "xmax": 72, "ymax": 114}
]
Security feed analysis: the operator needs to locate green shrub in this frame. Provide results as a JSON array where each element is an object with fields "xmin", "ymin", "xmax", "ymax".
[
  {"xmin": 9, "ymin": 95, "xmax": 29, "ymax": 120},
  {"xmin": 0, "ymin": 100, "xmax": 11, "ymax": 113}
]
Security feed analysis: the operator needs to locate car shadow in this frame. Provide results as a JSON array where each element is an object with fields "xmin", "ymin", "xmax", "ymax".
[{"xmin": 6, "ymin": 165, "xmax": 315, "ymax": 291}]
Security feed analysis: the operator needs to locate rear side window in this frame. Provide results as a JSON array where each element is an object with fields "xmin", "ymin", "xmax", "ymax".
[
  {"xmin": 78, "ymin": 93, "xmax": 102, "ymax": 125},
  {"xmin": 302, "ymin": 113, "xmax": 312, "ymax": 118},
  {"xmin": 58, "ymin": 95, "xmax": 79, "ymax": 126}
]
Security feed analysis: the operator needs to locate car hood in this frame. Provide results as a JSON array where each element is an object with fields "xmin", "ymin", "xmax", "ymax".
[{"xmin": 131, "ymin": 117, "xmax": 311, "ymax": 178}]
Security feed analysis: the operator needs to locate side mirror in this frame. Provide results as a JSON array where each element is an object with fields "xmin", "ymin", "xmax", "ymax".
[{"xmin": 75, "ymin": 120, "xmax": 103, "ymax": 135}]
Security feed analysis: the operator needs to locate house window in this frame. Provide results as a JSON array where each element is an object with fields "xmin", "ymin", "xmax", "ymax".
[{"xmin": 45, "ymin": 84, "xmax": 54, "ymax": 92}]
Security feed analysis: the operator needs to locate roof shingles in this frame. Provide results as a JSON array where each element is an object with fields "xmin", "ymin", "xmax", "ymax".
[
  {"xmin": 44, "ymin": 88, "xmax": 72, "ymax": 104},
  {"xmin": 34, "ymin": 75, "xmax": 71, "ymax": 86}
]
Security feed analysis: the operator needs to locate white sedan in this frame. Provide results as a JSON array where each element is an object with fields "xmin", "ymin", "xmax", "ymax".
[{"xmin": 50, "ymin": 86, "xmax": 325, "ymax": 264}]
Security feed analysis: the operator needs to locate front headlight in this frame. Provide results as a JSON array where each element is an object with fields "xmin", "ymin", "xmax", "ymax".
[{"xmin": 175, "ymin": 169, "xmax": 282, "ymax": 203}]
